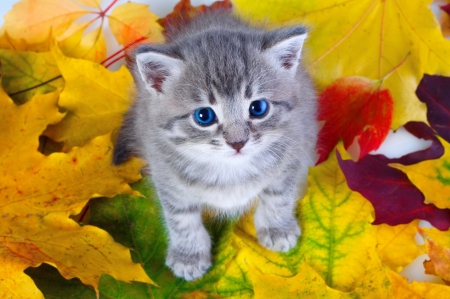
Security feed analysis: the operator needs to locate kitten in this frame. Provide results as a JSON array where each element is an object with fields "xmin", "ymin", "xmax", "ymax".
[{"xmin": 113, "ymin": 10, "xmax": 318, "ymax": 281}]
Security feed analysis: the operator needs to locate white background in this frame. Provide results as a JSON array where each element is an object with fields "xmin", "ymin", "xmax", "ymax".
[{"xmin": 0, "ymin": 0, "xmax": 443, "ymax": 285}]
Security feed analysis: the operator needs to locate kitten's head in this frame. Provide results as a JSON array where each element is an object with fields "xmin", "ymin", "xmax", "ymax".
[{"xmin": 119, "ymin": 22, "xmax": 317, "ymax": 181}]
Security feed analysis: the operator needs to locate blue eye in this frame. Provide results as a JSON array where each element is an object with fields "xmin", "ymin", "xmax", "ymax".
[
  {"xmin": 249, "ymin": 99, "xmax": 269, "ymax": 117},
  {"xmin": 194, "ymin": 107, "xmax": 216, "ymax": 126}
]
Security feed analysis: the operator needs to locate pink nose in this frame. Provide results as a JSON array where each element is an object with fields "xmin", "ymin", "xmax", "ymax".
[{"xmin": 226, "ymin": 139, "xmax": 248, "ymax": 152}]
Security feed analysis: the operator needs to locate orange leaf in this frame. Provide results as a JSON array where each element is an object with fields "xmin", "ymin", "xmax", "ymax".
[
  {"xmin": 317, "ymin": 76, "xmax": 393, "ymax": 163},
  {"xmin": 1, "ymin": 0, "xmax": 88, "ymax": 45},
  {"xmin": 419, "ymin": 227, "xmax": 450, "ymax": 285},
  {"xmin": 108, "ymin": 2, "xmax": 164, "ymax": 47}
]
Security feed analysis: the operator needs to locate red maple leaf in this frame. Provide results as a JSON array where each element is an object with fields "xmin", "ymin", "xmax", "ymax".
[{"xmin": 317, "ymin": 76, "xmax": 393, "ymax": 164}]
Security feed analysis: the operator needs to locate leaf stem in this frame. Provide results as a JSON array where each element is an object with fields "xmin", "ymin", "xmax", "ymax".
[
  {"xmin": 381, "ymin": 52, "xmax": 410, "ymax": 81},
  {"xmin": 101, "ymin": 36, "xmax": 147, "ymax": 65},
  {"xmin": 77, "ymin": 203, "xmax": 90, "ymax": 223},
  {"xmin": 103, "ymin": 54, "xmax": 126, "ymax": 68}
]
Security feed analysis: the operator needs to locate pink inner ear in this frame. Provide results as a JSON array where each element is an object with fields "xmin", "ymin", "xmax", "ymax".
[
  {"xmin": 280, "ymin": 52, "xmax": 296, "ymax": 69},
  {"xmin": 150, "ymin": 76, "xmax": 164, "ymax": 93},
  {"xmin": 145, "ymin": 62, "xmax": 170, "ymax": 93}
]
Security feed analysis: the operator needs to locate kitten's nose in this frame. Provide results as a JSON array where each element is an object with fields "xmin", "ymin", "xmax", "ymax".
[{"xmin": 226, "ymin": 139, "xmax": 248, "ymax": 152}]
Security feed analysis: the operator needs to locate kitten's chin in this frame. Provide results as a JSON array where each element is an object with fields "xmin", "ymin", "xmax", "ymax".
[{"xmin": 226, "ymin": 150, "xmax": 249, "ymax": 160}]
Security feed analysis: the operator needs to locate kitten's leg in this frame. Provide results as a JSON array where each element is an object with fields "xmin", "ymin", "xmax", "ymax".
[
  {"xmin": 160, "ymin": 197, "xmax": 211, "ymax": 281},
  {"xmin": 254, "ymin": 172, "xmax": 307, "ymax": 252}
]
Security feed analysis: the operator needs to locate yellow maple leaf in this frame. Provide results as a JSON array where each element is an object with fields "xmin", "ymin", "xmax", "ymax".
[
  {"xmin": 392, "ymin": 139, "xmax": 450, "ymax": 209},
  {"xmin": 44, "ymin": 46, "xmax": 134, "ymax": 150},
  {"xmin": 58, "ymin": 22, "xmax": 107, "ymax": 63},
  {"xmin": 0, "ymin": 31, "xmax": 53, "ymax": 52},
  {"xmin": 376, "ymin": 221, "xmax": 422, "ymax": 272},
  {"xmin": 248, "ymin": 253, "xmax": 392, "ymax": 299},
  {"xmin": 234, "ymin": 0, "xmax": 450, "ymax": 128},
  {"xmin": 387, "ymin": 269, "xmax": 450, "ymax": 298},
  {"xmin": 0, "ymin": 85, "xmax": 151, "ymax": 297}
]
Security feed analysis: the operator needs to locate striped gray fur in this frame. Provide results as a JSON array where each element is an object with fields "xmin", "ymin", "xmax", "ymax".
[{"xmin": 113, "ymin": 10, "xmax": 318, "ymax": 281}]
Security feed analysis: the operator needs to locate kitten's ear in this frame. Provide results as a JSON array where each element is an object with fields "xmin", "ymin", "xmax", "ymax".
[
  {"xmin": 262, "ymin": 27, "xmax": 307, "ymax": 73},
  {"xmin": 135, "ymin": 46, "xmax": 183, "ymax": 93}
]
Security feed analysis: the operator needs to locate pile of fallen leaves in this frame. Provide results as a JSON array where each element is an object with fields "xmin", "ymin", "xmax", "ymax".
[{"xmin": 1, "ymin": 0, "xmax": 449, "ymax": 298}]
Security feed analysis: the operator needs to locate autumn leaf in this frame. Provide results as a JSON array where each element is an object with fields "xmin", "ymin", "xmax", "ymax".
[
  {"xmin": 44, "ymin": 46, "xmax": 134, "ymax": 150},
  {"xmin": 416, "ymin": 74, "xmax": 450, "ymax": 143},
  {"xmin": 375, "ymin": 221, "xmax": 421, "ymax": 272},
  {"xmin": 387, "ymin": 268, "xmax": 450, "ymax": 298},
  {"xmin": 0, "ymin": 49, "xmax": 62, "ymax": 104},
  {"xmin": 108, "ymin": 2, "xmax": 164, "ymax": 47},
  {"xmin": 233, "ymin": 0, "xmax": 450, "ymax": 128},
  {"xmin": 159, "ymin": 0, "xmax": 232, "ymax": 39},
  {"xmin": 440, "ymin": 4, "xmax": 450, "ymax": 37},
  {"xmin": 392, "ymin": 139, "xmax": 450, "ymax": 210},
  {"xmin": 0, "ymin": 83, "xmax": 151, "ymax": 297},
  {"xmin": 0, "ymin": 31, "xmax": 53, "ymax": 53},
  {"xmin": 248, "ymin": 252, "xmax": 395, "ymax": 299},
  {"xmin": 420, "ymin": 228, "xmax": 450, "ymax": 284},
  {"xmin": 317, "ymin": 76, "xmax": 393, "ymax": 164},
  {"xmin": 421, "ymin": 229, "xmax": 450, "ymax": 285}
]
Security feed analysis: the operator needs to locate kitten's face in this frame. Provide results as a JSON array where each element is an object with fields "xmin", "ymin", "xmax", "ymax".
[{"xmin": 162, "ymin": 70, "xmax": 294, "ymax": 167}]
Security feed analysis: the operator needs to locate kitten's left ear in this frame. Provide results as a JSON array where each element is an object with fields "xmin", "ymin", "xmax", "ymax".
[{"xmin": 262, "ymin": 27, "xmax": 308, "ymax": 73}]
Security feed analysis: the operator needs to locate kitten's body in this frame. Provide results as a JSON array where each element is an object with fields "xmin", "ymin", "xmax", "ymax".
[{"xmin": 114, "ymin": 11, "xmax": 318, "ymax": 280}]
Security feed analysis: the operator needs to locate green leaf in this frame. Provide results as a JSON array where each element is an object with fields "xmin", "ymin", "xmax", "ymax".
[
  {"xmin": 26, "ymin": 264, "xmax": 95, "ymax": 299},
  {"xmin": 89, "ymin": 178, "xmax": 245, "ymax": 298},
  {"xmin": 0, "ymin": 49, "xmax": 62, "ymax": 104}
]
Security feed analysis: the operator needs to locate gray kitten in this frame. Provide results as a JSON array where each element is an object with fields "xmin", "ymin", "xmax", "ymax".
[{"xmin": 113, "ymin": 10, "xmax": 318, "ymax": 281}]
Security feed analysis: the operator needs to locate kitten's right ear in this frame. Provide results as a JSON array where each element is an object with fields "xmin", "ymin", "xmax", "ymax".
[
  {"xmin": 135, "ymin": 46, "xmax": 184, "ymax": 93},
  {"xmin": 262, "ymin": 27, "xmax": 308, "ymax": 74}
]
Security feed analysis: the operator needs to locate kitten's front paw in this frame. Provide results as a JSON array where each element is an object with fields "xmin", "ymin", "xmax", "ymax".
[
  {"xmin": 166, "ymin": 247, "xmax": 212, "ymax": 281},
  {"xmin": 257, "ymin": 222, "xmax": 301, "ymax": 252}
]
